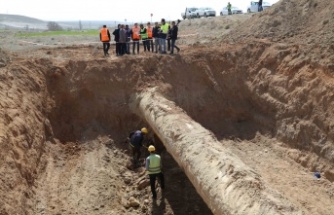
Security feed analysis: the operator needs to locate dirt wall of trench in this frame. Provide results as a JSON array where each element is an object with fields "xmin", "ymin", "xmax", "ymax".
[
  {"xmin": 150, "ymin": 43, "xmax": 334, "ymax": 181},
  {"xmin": 1, "ymin": 41, "xmax": 334, "ymax": 214},
  {"xmin": 0, "ymin": 59, "xmax": 49, "ymax": 214}
]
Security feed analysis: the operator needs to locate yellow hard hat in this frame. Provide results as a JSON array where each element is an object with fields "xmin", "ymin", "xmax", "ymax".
[
  {"xmin": 148, "ymin": 145, "xmax": 155, "ymax": 152},
  {"xmin": 141, "ymin": 127, "xmax": 148, "ymax": 134}
]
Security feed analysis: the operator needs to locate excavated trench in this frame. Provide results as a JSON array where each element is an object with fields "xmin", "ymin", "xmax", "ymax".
[
  {"xmin": 2, "ymin": 42, "xmax": 334, "ymax": 214},
  {"xmin": 45, "ymin": 44, "xmax": 334, "ymax": 214}
]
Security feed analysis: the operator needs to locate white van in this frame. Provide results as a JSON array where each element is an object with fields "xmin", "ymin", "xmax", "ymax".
[{"xmin": 181, "ymin": 7, "xmax": 198, "ymax": 19}]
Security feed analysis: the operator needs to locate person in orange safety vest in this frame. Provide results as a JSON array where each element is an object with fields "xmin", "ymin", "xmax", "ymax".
[
  {"xmin": 146, "ymin": 22, "xmax": 154, "ymax": 52},
  {"xmin": 131, "ymin": 23, "xmax": 140, "ymax": 54},
  {"xmin": 99, "ymin": 25, "xmax": 111, "ymax": 57}
]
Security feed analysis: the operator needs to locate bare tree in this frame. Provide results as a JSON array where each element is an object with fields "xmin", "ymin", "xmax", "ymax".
[{"xmin": 47, "ymin": 21, "xmax": 63, "ymax": 31}]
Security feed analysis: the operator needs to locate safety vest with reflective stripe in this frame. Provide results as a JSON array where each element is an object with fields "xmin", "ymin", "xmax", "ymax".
[
  {"xmin": 140, "ymin": 28, "xmax": 148, "ymax": 39},
  {"xmin": 100, "ymin": 28, "xmax": 110, "ymax": 42},
  {"xmin": 160, "ymin": 23, "xmax": 169, "ymax": 34},
  {"xmin": 147, "ymin": 154, "xmax": 161, "ymax": 174},
  {"xmin": 132, "ymin": 26, "xmax": 140, "ymax": 40},
  {"xmin": 147, "ymin": 27, "xmax": 153, "ymax": 38}
]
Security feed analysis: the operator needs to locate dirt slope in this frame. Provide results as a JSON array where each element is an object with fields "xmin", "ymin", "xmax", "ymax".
[{"xmin": 224, "ymin": 0, "xmax": 334, "ymax": 45}]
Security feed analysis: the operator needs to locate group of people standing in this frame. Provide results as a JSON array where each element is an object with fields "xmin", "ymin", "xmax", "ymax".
[{"xmin": 99, "ymin": 18, "xmax": 180, "ymax": 57}]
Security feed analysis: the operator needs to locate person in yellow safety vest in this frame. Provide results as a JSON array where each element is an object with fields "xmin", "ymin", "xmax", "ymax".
[
  {"xmin": 139, "ymin": 24, "xmax": 149, "ymax": 52},
  {"xmin": 99, "ymin": 25, "xmax": 111, "ymax": 57},
  {"xmin": 159, "ymin": 18, "xmax": 169, "ymax": 54},
  {"xmin": 145, "ymin": 145, "xmax": 165, "ymax": 199},
  {"xmin": 146, "ymin": 22, "xmax": 154, "ymax": 52},
  {"xmin": 131, "ymin": 23, "xmax": 140, "ymax": 54},
  {"xmin": 227, "ymin": 2, "xmax": 232, "ymax": 15}
]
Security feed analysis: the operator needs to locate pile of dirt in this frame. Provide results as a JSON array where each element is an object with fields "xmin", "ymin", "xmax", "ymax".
[
  {"xmin": 224, "ymin": 0, "xmax": 334, "ymax": 45},
  {"xmin": 0, "ymin": 48, "xmax": 10, "ymax": 67},
  {"xmin": 177, "ymin": 14, "xmax": 251, "ymax": 45}
]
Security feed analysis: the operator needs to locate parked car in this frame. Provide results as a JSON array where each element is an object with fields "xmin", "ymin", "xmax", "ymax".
[
  {"xmin": 220, "ymin": 6, "xmax": 243, "ymax": 16},
  {"xmin": 193, "ymin": 7, "xmax": 216, "ymax": 18},
  {"xmin": 181, "ymin": 7, "xmax": 198, "ymax": 19},
  {"xmin": 247, "ymin": 1, "xmax": 272, "ymax": 13}
]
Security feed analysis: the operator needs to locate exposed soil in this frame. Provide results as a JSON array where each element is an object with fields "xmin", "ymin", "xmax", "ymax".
[{"xmin": 1, "ymin": 0, "xmax": 334, "ymax": 214}]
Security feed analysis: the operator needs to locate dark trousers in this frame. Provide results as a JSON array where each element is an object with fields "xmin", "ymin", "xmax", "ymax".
[
  {"xmin": 102, "ymin": 42, "xmax": 110, "ymax": 56},
  {"xmin": 119, "ymin": 43, "xmax": 126, "ymax": 55},
  {"xmin": 126, "ymin": 39, "xmax": 131, "ymax": 54},
  {"xmin": 170, "ymin": 39, "xmax": 180, "ymax": 54},
  {"xmin": 142, "ymin": 39, "xmax": 149, "ymax": 51},
  {"xmin": 132, "ymin": 40, "xmax": 139, "ymax": 54},
  {"xmin": 149, "ymin": 172, "xmax": 165, "ymax": 198},
  {"xmin": 167, "ymin": 38, "xmax": 171, "ymax": 51},
  {"xmin": 132, "ymin": 147, "xmax": 141, "ymax": 162},
  {"xmin": 148, "ymin": 38, "xmax": 154, "ymax": 52},
  {"xmin": 115, "ymin": 42, "xmax": 120, "ymax": 55},
  {"xmin": 258, "ymin": 5, "xmax": 263, "ymax": 12},
  {"xmin": 154, "ymin": 38, "xmax": 160, "ymax": 53}
]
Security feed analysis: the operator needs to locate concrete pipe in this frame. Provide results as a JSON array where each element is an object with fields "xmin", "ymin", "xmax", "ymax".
[{"xmin": 133, "ymin": 88, "xmax": 302, "ymax": 215}]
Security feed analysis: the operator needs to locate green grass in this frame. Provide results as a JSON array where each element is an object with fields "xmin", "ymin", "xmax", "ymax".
[{"xmin": 15, "ymin": 29, "xmax": 98, "ymax": 37}]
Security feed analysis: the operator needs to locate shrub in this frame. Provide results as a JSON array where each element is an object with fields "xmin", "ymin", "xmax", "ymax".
[{"xmin": 47, "ymin": 22, "xmax": 63, "ymax": 31}]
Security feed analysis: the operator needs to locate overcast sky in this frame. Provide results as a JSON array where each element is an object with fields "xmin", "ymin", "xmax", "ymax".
[{"xmin": 0, "ymin": 0, "xmax": 280, "ymax": 22}]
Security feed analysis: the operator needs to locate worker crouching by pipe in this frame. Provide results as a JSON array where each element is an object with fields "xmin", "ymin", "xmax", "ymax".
[
  {"xmin": 145, "ymin": 145, "xmax": 165, "ymax": 199},
  {"xmin": 129, "ymin": 127, "xmax": 148, "ymax": 167}
]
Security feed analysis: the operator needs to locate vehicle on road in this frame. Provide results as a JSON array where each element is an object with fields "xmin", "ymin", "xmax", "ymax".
[
  {"xmin": 220, "ymin": 6, "xmax": 243, "ymax": 16},
  {"xmin": 247, "ymin": 1, "xmax": 272, "ymax": 13},
  {"xmin": 193, "ymin": 7, "xmax": 216, "ymax": 18},
  {"xmin": 181, "ymin": 7, "xmax": 198, "ymax": 19}
]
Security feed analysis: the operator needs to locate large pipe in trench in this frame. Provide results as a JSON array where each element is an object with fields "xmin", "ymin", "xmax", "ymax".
[{"xmin": 133, "ymin": 88, "xmax": 302, "ymax": 215}]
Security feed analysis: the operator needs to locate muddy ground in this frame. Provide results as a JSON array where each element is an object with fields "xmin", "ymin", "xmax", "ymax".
[{"xmin": 1, "ymin": 0, "xmax": 334, "ymax": 214}]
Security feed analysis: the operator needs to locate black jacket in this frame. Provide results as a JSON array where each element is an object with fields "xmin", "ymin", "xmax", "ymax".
[
  {"xmin": 169, "ymin": 25, "xmax": 178, "ymax": 40},
  {"xmin": 152, "ymin": 26, "xmax": 160, "ymax": 38},
  {"xmin": 112, "ymin": 28, "xmax": 120, "ymax": 42}
]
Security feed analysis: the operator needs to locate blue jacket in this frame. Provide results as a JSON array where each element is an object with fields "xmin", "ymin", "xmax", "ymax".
[{"xmin": 129, "ymin": 130, "xmax": 144, "ymax": 148}]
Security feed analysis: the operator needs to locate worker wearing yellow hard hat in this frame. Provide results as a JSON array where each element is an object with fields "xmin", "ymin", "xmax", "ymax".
[
  {"xmin": 145, "ymin": 145, "xmax": 164, "ymax": 199},
  {"xmin": 129, "ymin": 127, "xmax": 148, "ymax": 167},
  {"xmin": 141, "ymin": 127, "xmax": 148, "ymax": 134}
]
